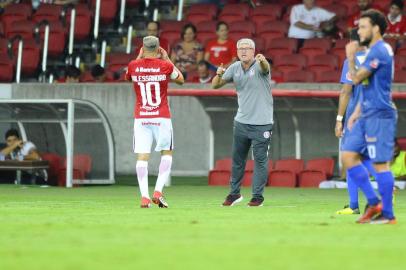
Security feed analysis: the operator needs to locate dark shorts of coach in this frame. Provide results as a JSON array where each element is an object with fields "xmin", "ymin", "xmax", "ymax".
[{"xmin": 230, "ymin": 120, "xmax": 273, "ymax": 199}]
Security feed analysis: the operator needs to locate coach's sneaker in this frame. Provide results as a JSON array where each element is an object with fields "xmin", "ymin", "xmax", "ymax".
[
  {"xmin": 141, "ymin": 197, "xmax": 152, "ymax": 208},
  {"xmin": 152, "ymin": 191, "xmax": 169, "ymax": 208},
  {"xmin": 222, "ymin": 194, "xmax": 243, "ymax": 206},
  {"xmin": 247, "ymin": 197, "xmax": 264, "ymax": 207},
  {"xmin": 356, "ymin": 203, "xmax": 382, "ymax": 224},
  {"xmin": 336, "ymin": 205, "xmax": 360, "ymax": 215},
  {"xmin": 370, "ymin": 214, "xmax": 397, "ymax": 225}
]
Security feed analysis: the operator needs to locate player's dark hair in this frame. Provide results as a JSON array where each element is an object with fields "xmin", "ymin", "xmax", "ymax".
[
  {"xmin": 349, "ymin": 28, "xmax": 360, "ymax": 41},
  {"xmin": 66, "ymin": 65, "xmax": 81, "ymax": 78},
  {"xmin": 181, "ymin": 23, "xmax": 197, "ymax": 40},
  {"xmin": 216, "ymin": 21, "xmax": 229, "ymax": 31},
  {"xmin": 147, "ymin": 21, "xmax": 160, "ymax": 30},
  {"xmin": 391, "ymin": 0, "xmax": 404, "ymax": 10},
  {"xmin": 360, "ymin": 9, "xmax": 388, "ymax": 35},
  {"xmin": 5, "ymin": 129, "xmax": 19, "ymax": 140},
  {"xmin": 91, "ymin": 65, "xmax": 105, "ymax": 77}
]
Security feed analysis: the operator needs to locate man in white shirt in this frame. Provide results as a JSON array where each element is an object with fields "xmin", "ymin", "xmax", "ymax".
[
  {"xmin": 0, "ymin": 129, "xmax": 40, "ymax": 161},
  {"xmin": 288, "ymin": 0, "xmax": 337, "ymax": 39}
]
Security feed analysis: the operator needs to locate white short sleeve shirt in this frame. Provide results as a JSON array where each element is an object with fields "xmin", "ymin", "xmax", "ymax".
[{"xmin": 288, "ymin": 4, "xmax": 335, "ymax": 39}]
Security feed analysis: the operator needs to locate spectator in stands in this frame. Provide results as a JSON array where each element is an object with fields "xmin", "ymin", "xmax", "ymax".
[
  {"xmin": 391, "ymin": 138, "xmax": 406, "ymax": 180},
  {"xmin": 65, "ymin": 65, "xmax": 81, "ymax": 83},
  {"xmin": 204, "ymin": 21, "xmax": 237, "ymax": 70},
  {"xmin": 190, "ymin": 60, "xmax": 214, "ymax": 83},
  {"xmin": 91, "ymin": 64, "xmax": 106, "ymax": 82},
  {"xmin": 288, "ymin": 0, "xmax": 337, "ymax": 41},
  {"xmin": 0, "ymin": 129, "xmax": 40, "ymax": 161},
  {"xmin": 384, "ymin": 0, "xmax": 406, "ymax": 40},
  {"xmin": 145, "ymin": 21, "xmax": 170, "ymax": 53},
  {"xmin": 170, "ymin": 23, "xmax": 203, "ymax": 78},
  {"xmin": 347, "ymin": 0, "xmax": 374, "ymax": 33}
]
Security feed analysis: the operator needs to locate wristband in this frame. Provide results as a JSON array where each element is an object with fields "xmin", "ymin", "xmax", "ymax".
[{"xmin": 336, "ymin": 115, "xmax": 343, "ymax": 122}]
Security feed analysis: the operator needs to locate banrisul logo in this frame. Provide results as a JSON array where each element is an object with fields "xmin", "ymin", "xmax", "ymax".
[{"xmin": 135, "ymin": 67, "xmax": 140, "ymax": 72}]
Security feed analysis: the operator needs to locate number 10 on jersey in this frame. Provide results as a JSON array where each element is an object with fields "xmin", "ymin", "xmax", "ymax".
[{"xmin": 138, "ymin": 82, "xmax": 161, "ymax": 107}]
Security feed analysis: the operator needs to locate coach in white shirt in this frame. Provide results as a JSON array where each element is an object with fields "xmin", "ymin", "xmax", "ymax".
[{"xmin": 288, "ymin": 0, "xmax": 336, "ymax": 39}]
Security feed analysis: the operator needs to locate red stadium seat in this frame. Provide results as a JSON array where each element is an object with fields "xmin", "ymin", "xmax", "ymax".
[
  {"xmin": 126, "ymin": 0, "xmax": 140, "ymax": 8},
  {"xmin": 218, "ymin": 14, "xmax": 246, "ymax": 24},
  {"xmin": 396, "ymin": 42, "xmax": 406, "ymax": 56},
  {"xmin": 252, "ymin": 17, "xmax": 277, "ymax": 32},
  {"xmin": 323, "ymin": 4, "xmax": 348, "ymax": 19},
  {"xmin": 229, "ymin": 21, "xmax": 255, "ymax": 36},
  {"xmin": 395, "ymin": 55, "xmax": 406, "ymax": 70},
  {"xmin": 242, "ymin": 160, "xmax": 254, "ymax": 187},
  {"xmin": 197, "ymin": 32, "xmax": 217, "ymax": 46},
  {"xmin": 160, "ymin": 20, "xmax": 188, "ymax": 33},
  {"xmin": 160, "ymin": 31, "xmax": 181, "ymax": 46},
  {"xmin": 398, "ymin": 137, "xmax": 406, "ymax": 150},
  {"xmin": 374, "ymin": 0, "xmax": 392, "ymax": 11},
  {"xmin": 252, "ymin": 37, "xmax": 265, "ymax": 54},
  {"xmin": 331, "ymin": 49, "xmax": 346, "ymax": 69},
  {"xmin": 316, "ymin": 0, "xmax": 334, "ymax": 7},
  {"xmin": 299, "ymin": 158, "xmax": 335, "ymax": 187},
  {"xmin": 332, "ymin": 38, "xmax": 350, "ymax": 50},
  {"xmin": 107, "ymin": 52, "xmax": 134, "ymax": 73},
  {"xmin": 11, "ymin": 38, "xmax": 40, "ymax": 76},
  {"xmin": 41, "ymin": 152, "xmax": 62, "ymax": 179},
  {"xmin": 274, "ymin": 54, "xmax": 307, "ymax": 72},
  {"xmin": 0, "ymin": 38, "xmax": 9, "ymax": 55},
  {"xmin": 80, "ymin": 70, "xmax": 95, "ymax": 82},
  {"xmin": 383, "ymin": 38, "xmax": 397, "ymax": 54},
  {"xmin": 208, "ymin": 158, "xmax": 232, "ymax": 186},
  {"xmin": 249, "ymin": 4, "xmax": 283, "ymax": 19},
  {"xmin": 37, "ymin": 21, "xmax": 67, "ymax": 57},
  {"xmin": 336, "ymin": 19, "xmax": 348, "ymax": 33},
  {"xmin": 91, "ymin": 0, "xmax": 118, "ymax": 24},
  {"xmin": 265, "ymin": 38, "xmax": 298, "ymax": 59},
  {"xmin": 394, "ymin": 70, "xmax": 406, "ymax": 83},
  {"xmin": 6, "ymin": 20, "xmax": 35, "ymax": 40},
  {"xmin": 341, "ymin": 0, "xmax": 358, "ymax": 14},
  {"xmin": 66, "ymin": 4, "xmax": 92, "ymax": 41},
  {"xmin": 187, "ymin": 14, "xmax": 214, "ymax": 25},
  {"xmin": 308, "ymin": 54, "xmax": 339, "ymax": 72},
  {"xmin": 314, "ymin": 70, "xmax": 341, "ymax": 83},
  {"xmin": 32, "ymin": 4, "xmax": 62, "ymax": 23},
  {"xmin": 0, "ymin": 53, "xmax": 14, "ymax": 82},
  {"xmin": 1, "ymin": 3, "xmax": 32, "ymax": 35},
  {"xmin": 187, "ymin": 3, "xmax": 218, "ymax": 18},
  {"xmin": 257, "ymin": 21, "xmax": 289, "ymax": 37},
  {"xmin": 268, "ymin": 159, "xmax": 304, "ymax": 187},
  {"xmin": 283, "ymin": 70, "xmax": 315, "ymax": 82},
  {"xmin": 220, "ymin": 3, "xmax": 250, "ymax": 18},
  {"xmin": 299, "ymin": 38, "xmax": 333, "ymax": 58},
  {"xmin": 196, "ymin": 20, "xmax": 218, "ymax": 34}
]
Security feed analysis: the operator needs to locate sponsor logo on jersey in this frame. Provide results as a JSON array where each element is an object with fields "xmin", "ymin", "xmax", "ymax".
[
  {"xmin": 140, "ymin": 111, "xmax": 160, "ymax": 116},
  {"xmin": 142, "ymin": 121, "xmax": 161, "ymax": 126},
  {"xmin": 135, "ymin": 67, "xmax": 161, "ymax": 73},
  {"xmin": 346, "ymin": 71, "xmax": 353, "ymax": 82},
  {"xmin": 370, "ymin": 58, "xmax": 379, "ymax": 69},
  {"xmin": 365, "ymin": 135, "xmax": 377, "ymax": 142}
]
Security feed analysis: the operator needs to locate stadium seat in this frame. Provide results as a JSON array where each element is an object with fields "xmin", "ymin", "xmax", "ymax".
[
  {"xmin": 229, "ymin": 21, "xmax": 256, "ymax": 36},
  {"xmin": 196, "ymin": 20, "xmax": 218, "ymax": 34},
  {"xmin": 323, "ymin": 4, "xmax": 348, "ymax": 19},
  {"xmin": 186, "ymin": 14, "xmax": 214, "ymax": 25},
  {"xmin": 58, "ymin": 154, "xmax": 92, "ymax": 186},
  {"xmin": 274, "ymin": 54, "xmax": 307, "ymax": 73},
  {"xmin": 336, "ymin": 19, "xmax": 348, "ymax": 34},
  {"xmin": 257, "ymin": 21, "xmax": 289, "ymax": 38},
  {"xmin": 395, "ymin": 55, "xmax": 406, "ymax": 70},
  {"xmin": 316, "ymin": 0, "xmax": 334, "ymax": 7},
  {"xmin": 268, "ymin": 159, "xmax": 304, "ymax": 187},
  {"xmin": 6, "ymin": 20, "xmax": 35, "ymax": 40},
  {"xmin": 160, "ymin": 20, "xmax": 188, "ymax": 33},
  {"xmin": 394, "ymin": 70, "xmax": 406, "ymax": 83},
  {"xmin": 341, "ymin": 0, "xmax": 358, "ymax": 14},
  {"xmin": 259, "ymin": 32, "xmax": 286, "ymax": 49},
  {"xmin": 126, "ymin": 0, "xmax": 140, "ymax": 8},
  {"xmin": 80, "ymin": 70, "xmax": 95, "ymax": 82},
  {"xmin": 398, "ymin": 137, "xmax": 406, "ymax": 150},
  {"xmin": 37, "ymin": 21, "xmax": 67, "ymax": 57},
  {"xmin": 308, "ymin": 54, "xmax": 339, "ymax": 72},
  {"xmin": 160, "ymin": 31, "xmax": 181, "ymax": 47},
  {"xmin": 299, "ymin": 38, "xmax": 333, "ymax": 59},
  {"xmin": 228, "ymin": 32, "xmax": 252, "ymax": 42},
  {"xmin": 331, "ymin": 38, "xmax": 349, "ymax": 51},
  {"xmin": 331, "ymin": 49, "xmax": 346, "ymax": 69},
  {"xmin": 283, "ymin": 70, "xmax": 315, "ymax": 82},
  {"xmin": 374, "ymin": 0, "xmax": 392, "ymax": 11},
  {"xmin": 242, "ymin": 160, "xmax": 254, "ymax": 187},
  {"xmin": 1, "ymin": 3, "xmax": 32, "ymax": 36},
  {"xmin": 66, "ymin": 4, "xmax": 92, "ymax": 41},
  {"xmin": 299, "ymin": 158, "xmax": 335, "ymax": 187},
  {"xmin": 0, "ymin": 38, "xmax": 9, "ymax": 55},
  {"xmin": 265, "ymin": 38, "xmax": 298, "ymax": 59},
  {"xmin": 314, "ymin": 70, "xmax": 341, "ymax": 83},
  {"xmin": 252, "ymin": 37, "xmax": 265, "ymax": 54},
  {"xmin": 396, "ymin": 42, "xmax": 406, "ymax": 56},
  {"xmin": 383, "ymin": 38, "xmax": 397, "ymax": 54},
  {"xmin": 11, "ymin": 38, "xmax": 40, "ymax": 76},
  {"xmin": 32, "ymin": 4, "xmax": 62, "ymax": 23},
  {"xmin": 219, "ymin": 3, "xmax": 250, "ymax": 18},
  {"xmin": 91, "ymin": 0, "xmax": 118, "ymax": 24},
  {"xmin": 208, "ymin": 158, "xmax": 232, "ymax": 186},
  {"xmin": 187, "ymin": 3, "xmax": 218, "ymax": 18},
  {"xmin": 107, "ymin": 52, "xmax": 134, "ymax": 73},
  {"xmin": 218, "ymin": 14, "xmax": 246, "ymax": 24},
  {"xmin": 0, "ymin": 53, "xmax": 14, "ymax": 82},
  {"xmin": 41, "ymin": 152, "xmax": 62, "ymax": 181},
  {"xmin": 249, "ymin": 4, "xmax": 283, "ymax": 19},
  {"xmin": 197, "ymin": 32, "xmax": 217, "ymax": 46}
]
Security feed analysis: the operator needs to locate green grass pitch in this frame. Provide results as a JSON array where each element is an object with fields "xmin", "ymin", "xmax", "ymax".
[{"xmin": 1, "ymin": 177, "xmax": 406, "ymax": 270}]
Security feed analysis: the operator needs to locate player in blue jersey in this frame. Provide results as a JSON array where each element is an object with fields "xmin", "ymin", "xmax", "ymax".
[
  {"xmin": 343, "ymin": 9, "xmax": 397, "ymax": 224},
  {"xmin": 335, "ymin": 29, "xmax": 377, "ymax": 215}
]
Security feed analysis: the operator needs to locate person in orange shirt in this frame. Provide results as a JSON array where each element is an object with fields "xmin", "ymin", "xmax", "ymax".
[{"xmin": 204, "ymin": 21, "xmax": 237, "ymax": 70}]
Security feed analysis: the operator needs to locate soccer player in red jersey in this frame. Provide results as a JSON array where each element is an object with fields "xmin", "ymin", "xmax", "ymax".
[{"xmin": 126, "ymin": 36, "xmax": 184, "ymax": 208}]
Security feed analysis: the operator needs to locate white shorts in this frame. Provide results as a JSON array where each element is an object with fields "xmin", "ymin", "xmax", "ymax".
[{"xmin": 133, "ymin": 118, "xmax": 174, "ymax": 153}]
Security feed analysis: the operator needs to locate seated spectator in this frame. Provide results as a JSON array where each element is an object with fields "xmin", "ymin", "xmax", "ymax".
[
  {"xmin": 204, "ymin": 21, "xmax": 237, "ymax": 69},
  {"xmin": 288, "ymin": 0, "xmax": 337, "ymax": 41},
  {"xmin": 0, "ymin": 129, "xmax": 40, "ymax": 161},
  {"xmin": 391, "ymin": 138, "xmax": 406, "ymax": 180},
  {"xmin": 190, "ymin": 61, "xmax": 214, "ymax": 83},
  {"xmin": 65, "ymin": 65, "xmax": 81, "ymax": 83},
  {"xmin": 146, "ymin": 21, "xmax": 170, "ymax": 53},
  {"xmin": 347, "ymin": 0, "xmax": 375, "ymax": 33},
  {"xmin": 170, "ymin": 23, "xmax": 203, "ymax": 78},
  {"xmin": 384, "ymin": 0, "xmax": 406, "ymax": 40},
  {"xmin": 91, "ymin": 64, "xmax": 106, "ymax": 82}
]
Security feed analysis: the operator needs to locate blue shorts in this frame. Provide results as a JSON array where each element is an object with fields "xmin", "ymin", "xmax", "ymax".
[
  {"xmin": 341, "ymin": 116, "xmax": 397, "ymax": 163},
  {"xmin": 341, "ymin": 126, "xmax": 368, "ymax": 157}
]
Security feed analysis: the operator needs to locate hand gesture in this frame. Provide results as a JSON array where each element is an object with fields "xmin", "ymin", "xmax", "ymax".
[
  {"xmin": 13, "ymin": 140, "xmax": 23, "ymax": 149},
  {"xmin": 255, "ymin": 54, "xmax": 266, "ymax": 63},
  {"xmin": 335, "ymin": 121, "xmax": 343, "ymax": 138},
  {"xmin": 136, "ymin": 47, "xmax": 144, "ymax": 60},
  {"xmin": 158, "ymin": 47, "xmax": 169, "ymax": 60},
  {"xmin": 216, "ymin": 63, "xmax": 226, "ymax": 76},
  {"xmin": 345, "ymin": 41, "xmax": 359, "ymax": 60}
]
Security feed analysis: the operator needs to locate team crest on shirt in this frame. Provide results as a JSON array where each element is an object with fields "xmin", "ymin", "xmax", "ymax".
[
  {"xmin": 249, "ymin": 69, "xmax": 255, "ymax": 76},
  {"xmin": 370, "ymin": 59, "xmax": 379, "ymax": 69},
  {"xmin": 345, "ymin": 72, "xmax": 353, "ymax": 81}
]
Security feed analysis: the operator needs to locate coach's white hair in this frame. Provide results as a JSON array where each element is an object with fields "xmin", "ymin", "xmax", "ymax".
[{"xmin": 237, "ymin": 38, "xmax": 255, "ymax": 50}]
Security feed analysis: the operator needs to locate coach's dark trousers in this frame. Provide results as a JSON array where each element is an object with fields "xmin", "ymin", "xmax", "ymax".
[{"xmin": 230, "ymin": 121, "xmax": 273, "ymax": 198}]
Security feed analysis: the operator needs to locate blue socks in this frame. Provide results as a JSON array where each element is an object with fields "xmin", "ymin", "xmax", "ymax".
[
  {"xmin": 347, "ymin": 174, "xmax": 359, "ymax": 210},
  {"xmin": 375, "ymin": 171, "xmax": 395, "ymax": 219},
  {"xmin": 347, "ymin": 164, "xmax": 380, "ymax": 206},
  {"xmin": 362, "ymin": 159, "xmax": 377, "ymax": 179}
]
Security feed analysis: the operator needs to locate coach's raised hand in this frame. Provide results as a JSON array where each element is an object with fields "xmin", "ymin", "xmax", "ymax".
[
  {"xmin": 216, "ymin": 63, "xmax": 225, "ymax": 77},
  {"xmin": 255, "ymin": 54, "xmax": 270, "ymax": 74}
]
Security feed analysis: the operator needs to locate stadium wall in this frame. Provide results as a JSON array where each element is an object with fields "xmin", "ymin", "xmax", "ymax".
[{"xmin": 3, "ymin": 83, "xmax": 406, "ymax": 177}]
